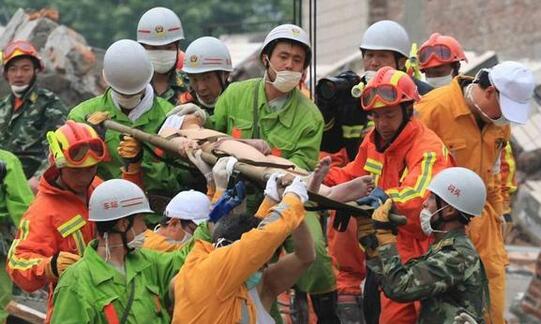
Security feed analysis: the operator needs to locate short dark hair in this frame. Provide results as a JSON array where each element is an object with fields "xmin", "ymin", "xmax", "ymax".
[
  {"xmin": 96, "ymin": 215, "xmax": 135, "ymax": 236},
  {"xmin": 261, "ymin": 39, "xmax": 311, "ymax": 69},
  {"xmin": 212, "ymin": 213, "xmax": 262, "ymax": 243},
  {"xmin": 473, "ymin": 69, "xmax": 492, "ymax": 90}
]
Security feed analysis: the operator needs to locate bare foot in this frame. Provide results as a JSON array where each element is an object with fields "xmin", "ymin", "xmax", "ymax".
[{"xmin": 308, "ymin": 156, "xmax": 331, "ymax": 193}]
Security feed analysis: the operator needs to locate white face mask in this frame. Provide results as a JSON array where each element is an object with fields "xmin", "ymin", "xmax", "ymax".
[
  {"xmin": 196, "ymin": 92, "xmax": 216, "ymax": 108},
  {"xmin": 466, "ymin": 84, "xmax": 509, "ymax": 126},
  {"xmin": 363, "ymin": 70, "xmax": 377, "ymax": 83},
  {"xmin": 11, "ymin": 84, "xmax": 29, "ymax": 97},
  {"xmin": 127, "ymin": 228, "xmax": 146, "ymax": 250},
  {"xmin": 179, "ymin": 231, "xmax": 192, "ymax": 243},
  {"xmin": 146, "ymin": 50, "xmax": 177, "ymax": 74},
  {"xmin": 426, "ymin": 73, "xmax": 453, "ymax": 88},
  {"xmin": 112, "ymin": 90, "xmax": 143, "ymax": 110},
  {"xmin": 265, "ymin": 59, "xmax": 302, "ymax": 93},
  {"xmin": 419, "ymin": 206, "xmax": 448, "ymax": 236}
]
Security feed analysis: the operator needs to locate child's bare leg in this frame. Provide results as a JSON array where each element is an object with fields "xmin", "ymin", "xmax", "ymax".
[{"xmin": 307, "ymin": 156, "xmax": 332, "ymax": 193}]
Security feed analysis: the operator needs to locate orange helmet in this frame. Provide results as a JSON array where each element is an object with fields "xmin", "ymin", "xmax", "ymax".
[
  {"xmin": 418, "ymin": 33, "xmax": 467, "ymax": 70},
  {"xmin": 361, "ymin": 67, "xmax": 420, "ymax": 111},
  {"xmin": 2, "ymin": 40, "xmax": 44, "ymax": 71},
  {"xmin": 47, "ymin": 121, "xmax": 107, "ymax": 168}
]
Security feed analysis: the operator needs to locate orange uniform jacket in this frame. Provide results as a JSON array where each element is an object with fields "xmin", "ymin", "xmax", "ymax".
[
  {"xmin": 172, "ymin": 195, "xmax": 304, "ymax": 324},
  {"xmin": 325, "ymin": 118, "xmax": 453, "ymax": 262},
  {"xmin": 7, "ymin": 166, "xmax": 100, "ymax": 320}
]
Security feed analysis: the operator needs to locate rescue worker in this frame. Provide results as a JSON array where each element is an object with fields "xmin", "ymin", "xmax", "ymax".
[
  {"xmin": 359, "ymin": 167, "xmax": 490, "ymax": 323},
  {"xmin": 0, "ymin": 150, "xmax": 34, "ymax": 322},
  {"xmin": 69, "ymin": 39, "xmax": 188, "ymax": 214},
  {"xmin": 176, "ymin": 36, "xmax": 233, "ymax": 122},
  {"xmin": 415, "ymin": 61, "xmax": 535, "ymax": 324},
  {"xmin": 360, "ymin": 20, "xmax": 433, "ymax": 95},
  {"xmin": 173, "ymin": 174, "xmax": 314, "ymax": 323},
  {"xmin": 50, "ymin": 179, "xmax": 184, "ymax": 323},
  {"xmin": 325, "ymin": 22, "xmax": 435, "ymax": 320},
  {"xmin": 323, "ymin": 66, "xmax": 453, "ymax": 324},
  {"xmin": 0, "ymin": 40, "xmax": 68, "ymax": 190},
  {"xmin": 7, "ymin": 121, "xmax": 106, "ymax": 322},
  {"xmin": 418, "ymin": 33, "xmax": 468, "ymax": 88},
  {"xmin": 212, "ymin": 23, "xmax": 340, "ymax": 322},
  {"xmin": 143, "ymin": 190, "xmax": 211, "ymax": 252},
  {"xmin": 137, "ymin": 6, "xmax": 189, "ymax": 105}
]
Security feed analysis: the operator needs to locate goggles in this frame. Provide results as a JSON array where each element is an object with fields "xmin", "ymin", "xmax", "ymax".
[
  {"xmin": 4, "ymin": 41, "xmax": 37, "ymax": 60},
  {"xmin": 47, "ymin": 132, "xmax": 106, "ymax": 167},
  {"xmin": 418, "ymin": 44, "xmax": 454, "ymax": 65},
  {"xmin": 361, "ymin": 84, "xmax": 406, "ymax": 109}
]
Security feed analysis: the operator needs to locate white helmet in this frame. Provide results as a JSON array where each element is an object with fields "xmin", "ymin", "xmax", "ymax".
[
  {"xmin": 360, "ymin": 20, "xmax": 410, "ymax": 58},
  {"xmin": 137, "ymin": 7, "xmax": 184, "ymax": 46},
  {"xmin": 183, "ymin": 37, "xmax": 233, "ymax": 74},
  {"xmin": 165, "ymin": 190, "xmax": 211, "ymax": 224},
  {"xmin": 89, "ymin": 179, "xmax": 154, "ymax": 222},
  {"xmin": 427, "ymin": 167, "xmax": 487, "ymax": 216},
  {"xmin": 103, "ymin": 39, "xmax": 154, "ymax": 95},
  {"xmin": 260, "ymin": 24, "xmax": 311, "ymax": 65}
]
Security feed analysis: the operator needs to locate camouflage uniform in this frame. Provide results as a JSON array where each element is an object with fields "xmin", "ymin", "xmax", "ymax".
[
  {"xmin": 0, "ymin": 85, "xmax": 68, "ymax": 178},
  {"xmin": 368, "ymin": 229, "xmax": 490, "ymax": 324},
  {"xmin": 155, "ymin": 70, "xmax": 190, "ymax": 106}
]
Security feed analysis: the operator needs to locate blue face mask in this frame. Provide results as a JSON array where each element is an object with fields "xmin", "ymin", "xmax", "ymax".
[{"xmin": 245, "ymin": 271, "xmax": 263, "ymax": 290}]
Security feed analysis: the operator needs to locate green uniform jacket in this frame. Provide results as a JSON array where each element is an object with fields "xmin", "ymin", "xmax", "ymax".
[
  {"xmin": 68, "ymin": 89, "xmax": 185, "ymax": 195},
  {"xmin": 51, "ymin": 240, "xmax": 183, "ymax": 323},
  {"xmin": 0, "ymin": 149, "xmax": 34, "ymax": 227},
  {"xmin": 368, "ymin": 229, "xmax": 489, "ymax": 324},
  {"xmin": 0, "ymin": 85, "xmax": 68, "ymax": 178},
  {"xmin": 213, "ymin": 78, "xmax": 323, "ymax": 171}
]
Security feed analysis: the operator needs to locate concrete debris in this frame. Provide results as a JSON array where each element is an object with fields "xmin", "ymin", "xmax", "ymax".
[{"xmin": 0, "ymin": 8, "xmax": 105, "ymax": 107}]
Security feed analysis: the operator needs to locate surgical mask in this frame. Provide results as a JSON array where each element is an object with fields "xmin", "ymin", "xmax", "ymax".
[
  {"xmin": 245, "ymin": 271, "xmax": 263, "ymax": 290},
  {"xmin": 146, "ymin": 50, "xmax": 177, "ymax": 74},
  {"xmin": 11, "ymin": 84, "xmax": 29, "ymax": 97},
  {"xmin": 127, "ymin": 229, "xmax": 146, "ymax": 250},
  {"xmin": 196, "ymin": 92, "xmax": 216, "ymax": 108},
  {"xmin": 265, "ymin": 59, "xmax": 302, "ymax": 93},
  {"xmin": 112, "ymin": 90, "xmax": 143, "ymax": 110},
  {"xmin": 426, "ymin": 73, "xmax": 453, "ymax": 88},
  {"xmin": 363, "ymin": 70, "xmax": 377, "ymax": 82},
  {"xmin": 466, "ymin": 84, "xmax": 509, "ymax": 126},
  {"xmin": 179, "ymin": 231, "xmax": 192, "ymax": 243},
  {"xmin": 419, "ymin": 206, "xmax": 448, "ymax": 236}
]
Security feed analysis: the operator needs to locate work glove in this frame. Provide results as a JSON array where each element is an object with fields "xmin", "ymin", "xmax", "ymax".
[
  {"xmin": 45, "ymin": 251, "xmax": 81, "ymax": 280},
  {"xmin": 356, "ymin": 217, "xmax": 379, "ymax": 259},
  {"xmin": 356, "ymin": 187, "xmax": 389, "ymax": 209},
  {"xmin": 264, "ymin": 173, "xmax": 285, "ymax": 202},
  {"xmin": 283, "ymin": 176, "xmax": 309, "ymax": 203},
  {"xmin": 86, "ymin": 111, "xmax": 110, "ymax": 138},
  {"xmin": 187, "ymin": 149, "xmax": 213, "ymax": 184},
  {"xmin": 166, "ymin": 103, "xmax": 207, "ymax": 125},
  {"xmin": 118, "ymin": 135, "xmax": 143, "ymax": 174},
  {"xmin": 213, "ymin": 156, "xmax": 238, "ymax": 192},
  {"xmin": 208, "ymin": 180, "xmax": 246, "ymax": 223},
  {"xmin": 452, "ymin": 312, "xmax": 478, "ymax": 324},
  {"xmin": 371, "ymin": 199, "xmax": 397, "ymax": 246}
]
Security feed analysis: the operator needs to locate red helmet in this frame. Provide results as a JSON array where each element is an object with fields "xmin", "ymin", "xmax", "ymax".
[
  {"xmin": 361, "ymin": 66, "xmax": 420, "ymax": 111},
  {"xmin": 418, "ymin": 33, "xmax": 467, "ymax": 70},
  {"xmin": 2, "ymin": 40, "xmax": 44, "ymax": 71},
  {"xmin": 47, "ymin": 121, "xmax": 107, "ymax": 168}
]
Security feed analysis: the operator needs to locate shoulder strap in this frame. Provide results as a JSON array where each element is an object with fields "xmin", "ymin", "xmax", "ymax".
[
  {"xmin": 252, "ymin": 80, "xmax": 260, "ymax": 139},
  {"xmin": 120, "ymin": 280, "xmax": 136, "ymax": 324}
]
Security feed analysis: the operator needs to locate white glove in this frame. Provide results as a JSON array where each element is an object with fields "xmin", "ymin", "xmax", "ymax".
[
  {"xmin": 187, "ymin": 149, "xmax": 213, "ymax": 183},
  {"xmin": 283, "ymin": 176, "xmax": 308, "ymax": 203},
  {"xmin": 264, "ymin": 173, "xmax": 284, "ymax": 201},
  {"xmin": 167, "ymin": 103, "xmax": 207, "ymax": 124},
  {"xmin": 452, "ymin": 312, "xmax": 478, "ymax": 324},
  {"xmin": 212, "ymin": 157, "xmax": 238, "ymax": 190}
]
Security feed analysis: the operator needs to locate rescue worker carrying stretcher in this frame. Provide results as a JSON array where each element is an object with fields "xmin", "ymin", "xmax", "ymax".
[{"xmin": 323, "ymin": 66, "xmax": 453, "ymax": 324}]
